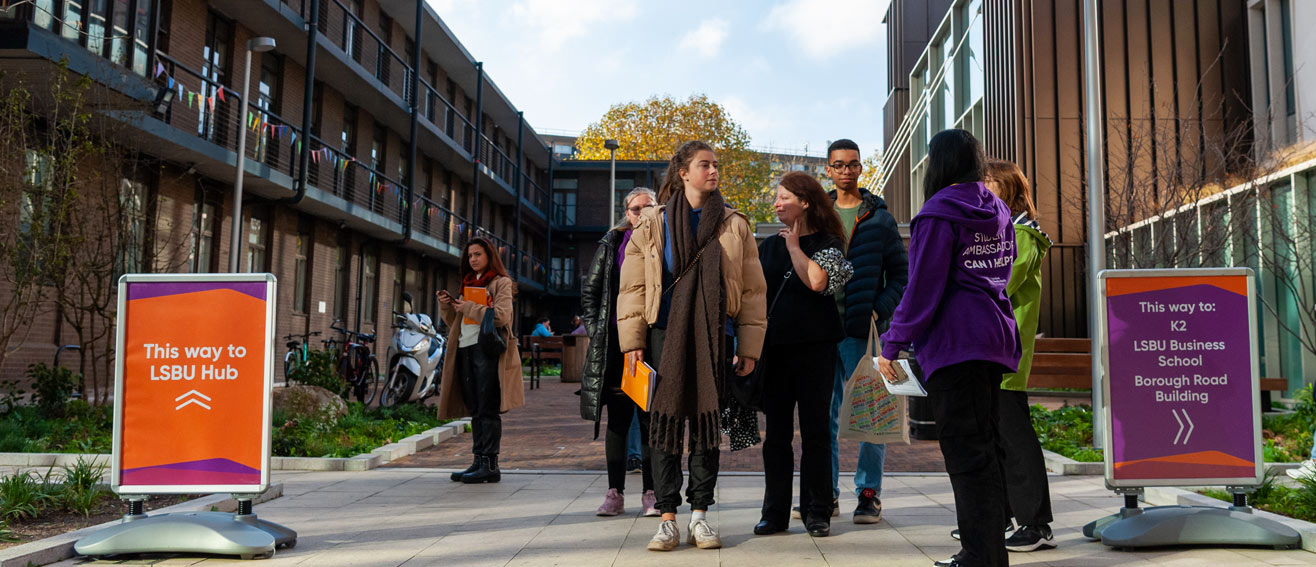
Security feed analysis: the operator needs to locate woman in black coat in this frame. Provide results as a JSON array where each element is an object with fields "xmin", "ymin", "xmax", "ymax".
[{"xmin": 580, "ymin": 187, "xmax": 658, "ymax": 517}]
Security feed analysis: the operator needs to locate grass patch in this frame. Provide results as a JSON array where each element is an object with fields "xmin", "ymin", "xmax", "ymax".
[
  {"xmin": 271, "ymin": 401, "xmax": 449, "ymax": 458},
  {"xmin": 1200, "ymin": 468, "xmax": 1316, "ymax": 523},
  {"xmin": 1030, "ymin": 403, "xmax": 1103, "ymax": 462}
]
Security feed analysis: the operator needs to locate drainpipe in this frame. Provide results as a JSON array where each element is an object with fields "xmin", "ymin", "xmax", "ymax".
[
  {"xmin": 402, "ymin": 0, "xmax": 423, "ymax": 245},
  {"xmin": 470, "ymin": 61, "xmax": 483, "ymax": 238},
  {"xmin": 514, "ymin": 111, "xmax": 524, "ymax": 279},
  {"xmin": 545, "ymin": 143, "xmax": 554, "ymax": 287},
  {"xmin": 282, "ymin": 0, "xmax": 319, "ymax": 205}
]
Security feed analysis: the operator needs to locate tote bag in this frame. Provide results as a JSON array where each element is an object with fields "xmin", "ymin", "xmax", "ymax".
[{"xmin": 837, "ymin": 314, "xmax": 910, "ymax": 445}]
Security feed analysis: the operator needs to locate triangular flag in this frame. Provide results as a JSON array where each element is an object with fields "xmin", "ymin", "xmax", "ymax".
[
  {"xmin": 167, "ymin": 77, "xmax": 175, "ymax": 89},
  {"xmin": 155, "ymin": 61, "xmax": 164, "ymax": 78},
  {"xmin": 207, "ymin": 96, "xmax": 214, "ymax": 112},
  {"xmin": 177, "ymin": 84, "xmax": 183, "ymax": 99},
  {"xmin": 217, "ymin": 88, "xmax": 225, "ymax": 103}
]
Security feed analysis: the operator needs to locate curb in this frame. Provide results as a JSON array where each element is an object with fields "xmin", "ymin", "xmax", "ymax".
[
  {"xmin": 0, "ymin": 483, "xmax": 283, "ymax": 567},
  {"xmin": 0, "ymin": 420, "xmax": 468, "ymax": 474},
  {"xmin": 1041, "ymin": 449, "xmax": 1102, "ymax": 475},
  {"xmin": 1143, "ymin": 485, "xmax": 1316, "ymax": 553}
]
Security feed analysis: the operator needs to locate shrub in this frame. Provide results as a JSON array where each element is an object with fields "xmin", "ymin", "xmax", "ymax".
[
  {"xmin": 0, "ymin": 472, "xmax": 45, "ymax": 520},
  {"xmin": 25, "ymin": 363, "xmax": 79, "ymax": 418},
  {"xmin": 1030, "ymin": 403, "xmax": 1102, "ymax": 462},
  {"xmin": 287, "ymin": 348, "xmax": 345, "ymax": 395}
]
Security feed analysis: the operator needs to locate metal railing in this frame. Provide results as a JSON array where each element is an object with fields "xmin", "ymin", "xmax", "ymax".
[
  {"xmin": 419, "ymin": 77, "xmax": 476, "ymax": 154},
  {"xmin": 318, "ymin": 0, "xmax": 412, "ymax": 102},
  {"xmin": 478, "ymin": 134, "xmax": 516, "ymax": 188},
  {"xmin": 413, "ymin": 194, "xmax": 469, "ymax": 250},
  {"xmin": 303, "ymin": 134, "xmax": 406, "ymax": 224},
  {"xmin": 520, "ymin": 172, "xmax": 549, "ymax": 213}
]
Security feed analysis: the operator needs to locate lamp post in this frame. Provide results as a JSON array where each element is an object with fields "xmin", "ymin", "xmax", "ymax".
[
  {"xmin": 229, "ymin": 36, "xmax": 277, "ymax": 273},
  {"xmin": 605, "ymin": 139, "xmax": 619, "ymax": 226}
]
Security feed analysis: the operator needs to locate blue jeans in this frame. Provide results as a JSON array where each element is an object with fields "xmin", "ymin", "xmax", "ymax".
[
  {"xmin": 627, "ymin": 411, "xmax": 642, "ymax": 460},
  {"xmin": 831, "ymin": 336, "xmax": 886, "ymax": 499}
]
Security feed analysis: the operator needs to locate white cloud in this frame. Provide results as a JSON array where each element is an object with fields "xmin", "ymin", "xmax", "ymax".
[
  {"xmin": 679, "ymin": 19, "xmax": 730, "ymax": 57},
  {"xmin": 509, "ymin": 0, "xmax": 640, "ymax": 51},
  {"xmin": 762, "ymin": 0, "xmax": 888, "ymax": 60}
]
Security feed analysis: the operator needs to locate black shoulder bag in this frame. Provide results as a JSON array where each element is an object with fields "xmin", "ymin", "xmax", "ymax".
[
  {"xmin": 479, "ymin": 303, "xmax": 506, "ymax": 359},
  {"xmin": 728, "ymin": 268, "xmax": 791, "ymax": 412}
]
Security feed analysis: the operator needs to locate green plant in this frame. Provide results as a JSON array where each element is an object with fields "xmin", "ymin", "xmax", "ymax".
[
  {"xmin": 1030, "ymin": 403, "xmax": 1103, "ymax": 462},
  {"xmin": 25, "ymin": 362, "xmax": 79, "ymax": 418},
  {"xmin": 287, "ymin": 348, "xmax": 345, "ymax": 395},
  {"xmin": 0, "ymin": 472, "xmax": 45, "ymax": 520},
  {"xmin": 0, "ymin": 378, "xmax": 24, "ymax": 414},
  {"xmin": 61, "ymin": 455, "xmax": 105, "ymax": 493},
  {"xmin": 271, "ymin": 401, "xmax": 447, "ymax": 458}
]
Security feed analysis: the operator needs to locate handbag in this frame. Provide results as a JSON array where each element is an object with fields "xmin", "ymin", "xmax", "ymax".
[
  {"xmin": 479, "ymin": 307, "xmax": 506, "ymax": 358},
  {"xmin": 837, "ymin": 313, "xmax": 910, "ymax": 445},
  {"xmin": 728, "ymin": 268, "xmax": 791, "ymax": 412}
]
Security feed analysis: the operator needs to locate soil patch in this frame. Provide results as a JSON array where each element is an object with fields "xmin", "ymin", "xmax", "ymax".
[{"xmin": 0, "ymin": 494, "xmax": 203, "ymax": 549}]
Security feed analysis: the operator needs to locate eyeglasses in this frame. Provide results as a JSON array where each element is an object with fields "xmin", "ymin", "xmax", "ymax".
[
  {"xmin": 830, "ymin": 162, "xmax": 862, "ymax": 172},
  {"xmin": 627, "ymin": 204, "xmax": 654, "ymax": 214}
]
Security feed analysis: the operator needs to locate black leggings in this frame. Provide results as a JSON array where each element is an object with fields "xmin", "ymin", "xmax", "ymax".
[{"xmin": 605, "ymin": 388, "xmax": 653, "ymax": 493}]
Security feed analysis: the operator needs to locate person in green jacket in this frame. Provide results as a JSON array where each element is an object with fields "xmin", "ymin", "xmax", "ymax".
[{"xmin": 989, "ymin": 159, "xmax": 1056, "ymax": 552}]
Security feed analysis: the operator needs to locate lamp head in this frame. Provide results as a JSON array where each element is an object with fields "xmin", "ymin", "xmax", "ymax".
[
  {"xmin": 604, "ymin": 139, "xmax": 619, "ymax": 151},
  {"xmin": 248, "ymin": 37, "xmax": 276, "ymax": 53}
]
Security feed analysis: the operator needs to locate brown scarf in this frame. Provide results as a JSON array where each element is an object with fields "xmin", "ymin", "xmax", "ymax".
[{"xmin": 651, "ymin": 189, "xmax": 727, "ymax": 454}]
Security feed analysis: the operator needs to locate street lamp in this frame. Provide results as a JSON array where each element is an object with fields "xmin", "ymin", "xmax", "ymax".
[
  {"xmin": 605, "ymin": 139, "xmax": 619, "ymax": 227},
  {"xmin": 229, "ymin": 36, "xmax": 277, "ymax": 273}
]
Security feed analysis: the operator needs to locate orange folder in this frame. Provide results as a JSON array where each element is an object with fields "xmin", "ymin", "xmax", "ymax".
[
  {"xmin": 461, "ymin": 286, "xmax": 488, "ymax": 325},
  {"xmin": 621, "ymin": 360, "xmax": 657, "ymax": 412}
]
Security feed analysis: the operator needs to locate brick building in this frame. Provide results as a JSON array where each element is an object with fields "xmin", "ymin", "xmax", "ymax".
[{"xmin": 0, "ymin": 0, "xmax": 556, "ymax": 383}]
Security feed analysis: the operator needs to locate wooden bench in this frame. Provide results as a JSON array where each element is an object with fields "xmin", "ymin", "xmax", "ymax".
[
  {"xmin": 1027, "ymin": 338, "xmax": 1287, "ymax": 405},
  {"xmin": 522, "ymin": 336, "xmax": 564, "ymax": 390}
]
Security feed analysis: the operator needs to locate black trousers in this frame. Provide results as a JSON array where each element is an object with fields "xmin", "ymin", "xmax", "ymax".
[
  {"xmin": 927, "ymin": 361, "xmax": 1009, "ymax": 567},
  {"xmin": 761, "ymin": 341, "xmax": 836, "ymax": 525},
  {"xmin": 646, "ymin": 327, "xmax": 721, "ymax": 514},
  {"xmin": 998, "ymin": 389, "xmax": 1053, "ymax": 526},
  {"xmin": 457, "ymin": 345, "xmax": 502, "ymax": 456},
  {"xmin": 602, "ymin": 347, "xmax": 650, "ymax": 489}
]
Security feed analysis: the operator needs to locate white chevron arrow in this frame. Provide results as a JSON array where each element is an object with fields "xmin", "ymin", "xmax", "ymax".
[
  {"xmin": 1172, "ymin": 409, "xmax": 1185, "ymax": 445},
  {"xmin": 1182, "ymin": 409, "xmax": 1194, "ymax": 444},
  {"xmin": 175, "ymin": 390, "xmax": 212, "ymax": 411}
]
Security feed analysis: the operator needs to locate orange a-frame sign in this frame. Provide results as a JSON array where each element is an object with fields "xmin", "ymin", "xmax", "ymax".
[{"xmin": 112, "ymin": 274, "xmax": 276, "ymax": 494}]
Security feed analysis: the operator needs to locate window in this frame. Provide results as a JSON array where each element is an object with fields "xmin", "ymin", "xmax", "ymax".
[
  {"xmin": 109, "ymin": 0, "xmax": 129, "ymax": 66},
  {"xmin": 344, "ymin": 0, "xmax": 363, "ymax": 62},
  {"xmin": 339, "ymin": 104, "xmax": 358, "ymax": 195},
  {"xmin": 84, "ymin": 0, "xmax": 110, "ymax": 56},
  {"xmin": 392, "ymin": 258, "xmax": 404, "ymax": 313},
  {"xmin": 32, "ymin": 0, "xmax": 54, "ymax": 29},
  {"xmin": 552, "ymin": 178, "xmax": 577, "ymax": 226},
  {"xmin": 940, "ymin": 33, "xmax": 954, "ymax": 129},
  {"xmin": 256, "ymin": 54, "xmax": 283, "ymax": 166},
  {"xmin": 333, "ymin": 241, "xmax": 350, "ymax": 321},
  {"xmin": 199, "ymin": 13, "xmax": 233, "ymax": 144},
  {"xmin": 293, "ymin": 219, "xmax": 311, "ymax": 314},
  {"xmin": 376, "ymin": 11, "xmax": 393, "ymax": 86},
  {"xmin": 192, "ymin": 201, "xmax": 216, "ymax": 273},
  {"xmin": 245, "ymin": 210, "xmax": 269, "ymax": 273},
  {"xmin": 117, "ymin": 178, "xmax": 146, "ymax": 276},
  {"xmin": 551, "ymin": 256, "xmax": 576, "ymax": 291},
  {"xmin": 613, "ymin": 178, "xmax": 635, "ymax": 222},
  {"xmin": 362, "ymin": 246, "xmax": 378, "ymax": 324},
  {"xmin": 61, "ymin": 1, "xmax": 85, "ymax": 44},
  {"xmin": 20, "ymin": 150, "xmax": 53, "ymax": 240},
  {"xmin": 966, "ymin": 0, "xmax": 984, "ymax": 109}
]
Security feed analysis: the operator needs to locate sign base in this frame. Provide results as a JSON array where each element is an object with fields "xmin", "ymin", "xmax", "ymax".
[
  {"xmin": 74, "ymin": 511, "xmax": 297, "ymax": 560},
  {"xmin": 1085, "ymin": 505, "xmax": 1299, "ymax": 550}
]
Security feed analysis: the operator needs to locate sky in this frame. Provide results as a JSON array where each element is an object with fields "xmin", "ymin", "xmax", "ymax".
[{"xmin": 425, "ymin": 0, "xmax": 891, "ymax": 158}]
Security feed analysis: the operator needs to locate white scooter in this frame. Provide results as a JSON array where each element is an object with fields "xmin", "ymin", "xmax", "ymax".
[{"xmin": 380, "ymin": 298, "xmax": 445, "ymax": 407}]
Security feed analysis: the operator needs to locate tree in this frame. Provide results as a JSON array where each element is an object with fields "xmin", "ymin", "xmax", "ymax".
[
  {"xmin": 574, "ymin": 94, "xmax": 775, "ymax": 223},
  {"xmin": 857, "ymin": 150, "xmax": 884, "ymax": 194}
]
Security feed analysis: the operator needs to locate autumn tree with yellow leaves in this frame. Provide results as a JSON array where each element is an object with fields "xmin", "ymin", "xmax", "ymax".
[{"xmin": 574, "ymin": 94, "xmax": 775, "ymax": 223}]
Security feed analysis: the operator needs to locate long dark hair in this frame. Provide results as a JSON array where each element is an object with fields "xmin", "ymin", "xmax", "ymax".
[
  {"xmin": 923, "ymin": 129, "xmax": 986, "ymax": 201},
  {"xmin": 778, "ymin": 171, "xmax": 844, "ymax": 240},
  {"xmin": 986, "ymin": 160, "xmax": 1038, "ymax": 219},
  {"xmin": 658, "ymin": 140, "xmax": 715, "ymax": 202},
  {"xmin": 460, "ymin": 236, "xmax": 510, "ymax": 279}
]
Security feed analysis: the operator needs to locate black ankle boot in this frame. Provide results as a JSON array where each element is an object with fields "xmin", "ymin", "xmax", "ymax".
[
  {"xmin": 461, "ymin": 454, "xmax": 501, "ymax": 484},
  {"xmin": 451, "ymin": 455, "xmax": 479, "ymax": 481}
]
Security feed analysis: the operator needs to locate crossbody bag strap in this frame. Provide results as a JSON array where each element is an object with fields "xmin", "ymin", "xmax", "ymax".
[
  {"xmin": 766, "ymin": 269, "xmax": 792, "ymax": 316},
  {"xmin": 660, "ymin": 212, "xmax": 725, "ymax": 297}
]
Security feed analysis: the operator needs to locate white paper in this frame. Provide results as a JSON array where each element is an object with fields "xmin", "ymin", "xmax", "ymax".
[{"xmin": 874, "ymin": 358, "xmax": 928, "ymax": 397}]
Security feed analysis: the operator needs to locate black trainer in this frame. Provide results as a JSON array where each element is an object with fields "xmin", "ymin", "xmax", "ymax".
[
  {"xmin": 951, "ymin": 520, "xmax": 1014, "ymax": 540},
  {"xmin": 626, "ymin": 455, "xmax": 642, "ymax": 473},
  {"xmin": 791, "ymin": 498, "xmax": 838, "ymax": 520},
  {"xmin": 933, "ymin": 551, "xmax": 963, "ymax": 567},
  {"xmin": 1004, "ymin": 524, "xmax": 1056, "ymax": 552},
  {"xmin": 853, "ymin": 488, "xmax": 882, "ymax": 524}
]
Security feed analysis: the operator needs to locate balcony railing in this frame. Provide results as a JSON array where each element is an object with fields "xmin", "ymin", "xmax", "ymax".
[
  {"xmin": 478, "ymin": 134, "xmax": 516, "ymax": 189},
  {"xmin": 521, "ymin": 172, "xmax": 549, "ymax": 213},
  {"xmin": 318, "ymin": 0, "xmax": 412, "ymax": 103},
  {"xmin": 304, "ymin": 134, "xmax": 406, "ymax": 224},
  {"xmin": 419, "ymin": 77, "xmax": 476, "ymax": 154},
  {"xmin": 413, "ymin": 195, "xmax": 469, "ymax": 250}
]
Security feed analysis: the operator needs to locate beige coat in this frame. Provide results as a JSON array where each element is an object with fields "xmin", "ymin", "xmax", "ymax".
[
  {"xmin": 617, "ymin": 205, "xmax": 768, "ymax": 360},
  {"xmin": 435, "ymin": 275, "xmax": 525, "ymax": 419}
]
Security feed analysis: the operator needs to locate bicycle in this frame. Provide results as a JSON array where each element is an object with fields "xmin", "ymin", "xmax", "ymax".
[
  {"xmin": 329, "ymin": 323, "xmax": 381, "ymax": 404},
  {"xmin": 282, "ymin": 331, "xmax": 322, "ymax": 385}
]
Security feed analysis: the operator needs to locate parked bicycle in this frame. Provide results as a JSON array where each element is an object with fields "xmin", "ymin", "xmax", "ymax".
[
  {"xmin": 282, "ymin": 331, "xmax": 322, "ymax": 385},
  {"xmin": 329, "ymin": 323, "xmax": 381, "ymax": 404}
]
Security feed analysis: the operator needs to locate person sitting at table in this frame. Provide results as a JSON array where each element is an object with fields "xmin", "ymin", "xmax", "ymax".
[{"xmin": 532, "ymin": 317, "xmax": 553, "ymax": 337}]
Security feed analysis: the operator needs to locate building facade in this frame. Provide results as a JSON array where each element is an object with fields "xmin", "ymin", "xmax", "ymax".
[{"xmin": 0, "ymin": 0, "xmax": 558, "ymax": 381}]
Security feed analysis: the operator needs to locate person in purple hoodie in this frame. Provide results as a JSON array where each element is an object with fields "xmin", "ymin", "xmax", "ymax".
[{"xmin": 876, "ymin": 129, "xmax": 1019, "ymax": 567}]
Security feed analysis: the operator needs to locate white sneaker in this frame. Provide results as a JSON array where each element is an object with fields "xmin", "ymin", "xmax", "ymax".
[
  {"xmin": 647, "ymin": 520, "xmax": 679, "ymax": 551},
  {"xmin": 687, "ymin": 518, "xmax": 722, "ymax": 549},
  {"xmin": 1287, "ymin": 460, "xmax": 1316, "ymax": 481}
]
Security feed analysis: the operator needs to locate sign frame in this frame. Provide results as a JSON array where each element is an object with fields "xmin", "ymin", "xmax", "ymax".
[
  {"xmin": 111, "ymin": 273, "xmax": 276, "ymax": 495},
  {"xmin": 1099, "ymin": 267, "xmax": 1262, "ymax": 489}
]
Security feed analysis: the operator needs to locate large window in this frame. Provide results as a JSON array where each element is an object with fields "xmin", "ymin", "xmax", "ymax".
[
  {"xmin": 117, "ymin": 178, "xmax": 146, "ymax": 277},
  {"xmin": 333, "ymin": 241, "xmax": 350, "ymax": 321},
  {"xmin": 551, "ymin": 256, "xmax": 576, "ymax": 292},
  {"xmin": 256, "ymin": 54, "xmax": 283, "ymax": 167},
  {"xmin": 552, "ymin": 177, "xmax": 577, "ymax": 225},
  {"xmin": 293, "ymin": 219, "xmax": 311, "ymax": 314},
  {"xmin": 361, "ymin": 246, "xmax": 378, "ymax": 325},
  {"xmin": 199, "ymin": 13, "xmax": 233, "ymax": 144},
  {"xmin": 966, "ymin": 0, "xmax": 984, "ymax": 110},
  {"xmin": 192, "ymin": 201, "xmax": 216, "ymax": 273},
  {"xmin": 20, "ymin": 151, "xmax": 53, "ymax": 241},
  {"xmin": 245, "ymin": 210, "xmax": 270, "ymax": 273}
]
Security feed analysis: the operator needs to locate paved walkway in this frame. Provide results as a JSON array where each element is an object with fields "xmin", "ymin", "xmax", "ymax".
[{"xmin": 51, "ymin": 469, "xmax": 1316, "ymax": 566}]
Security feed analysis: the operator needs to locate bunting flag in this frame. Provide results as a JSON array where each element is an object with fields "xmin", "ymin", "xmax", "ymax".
[
  {"xmin": 207, "ymin": 96, "xmax": 214, "ymax": 112},
  {"xmin": 217, "ymin": 88, "xmax": 225, "ymax": 103},
  {"xmin": 167, "ymin": 77, "xmax": 175, "ymax": 89},
  {"xmin": 155, "ymin": 61, "xmax": 165, "ymax": 78},
  {"xmin": 177, "ymin": 83, "xmax": 183, "ymax": 100}
]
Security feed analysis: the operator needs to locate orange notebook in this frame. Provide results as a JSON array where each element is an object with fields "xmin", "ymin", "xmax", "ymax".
[
  {"xmin": 461, "ymin": 286, "xmax": 489, "ymax": 325},
  {"xmin": 621, "ymin": 361, "xmax": 657, "ymax": 412}
]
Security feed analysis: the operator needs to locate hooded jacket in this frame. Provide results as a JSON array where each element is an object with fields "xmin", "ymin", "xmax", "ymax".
[
  {"xmin": 828, "ymin": 188, "xmax": 909, "ymax": 337},
  {"xmin": 1001, "ymin": 214, "xmax": 1054, "ymax": 391},
  {"xmin": 879, "ymin": 182, "xmax": 1020, "ymax": 380}
]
